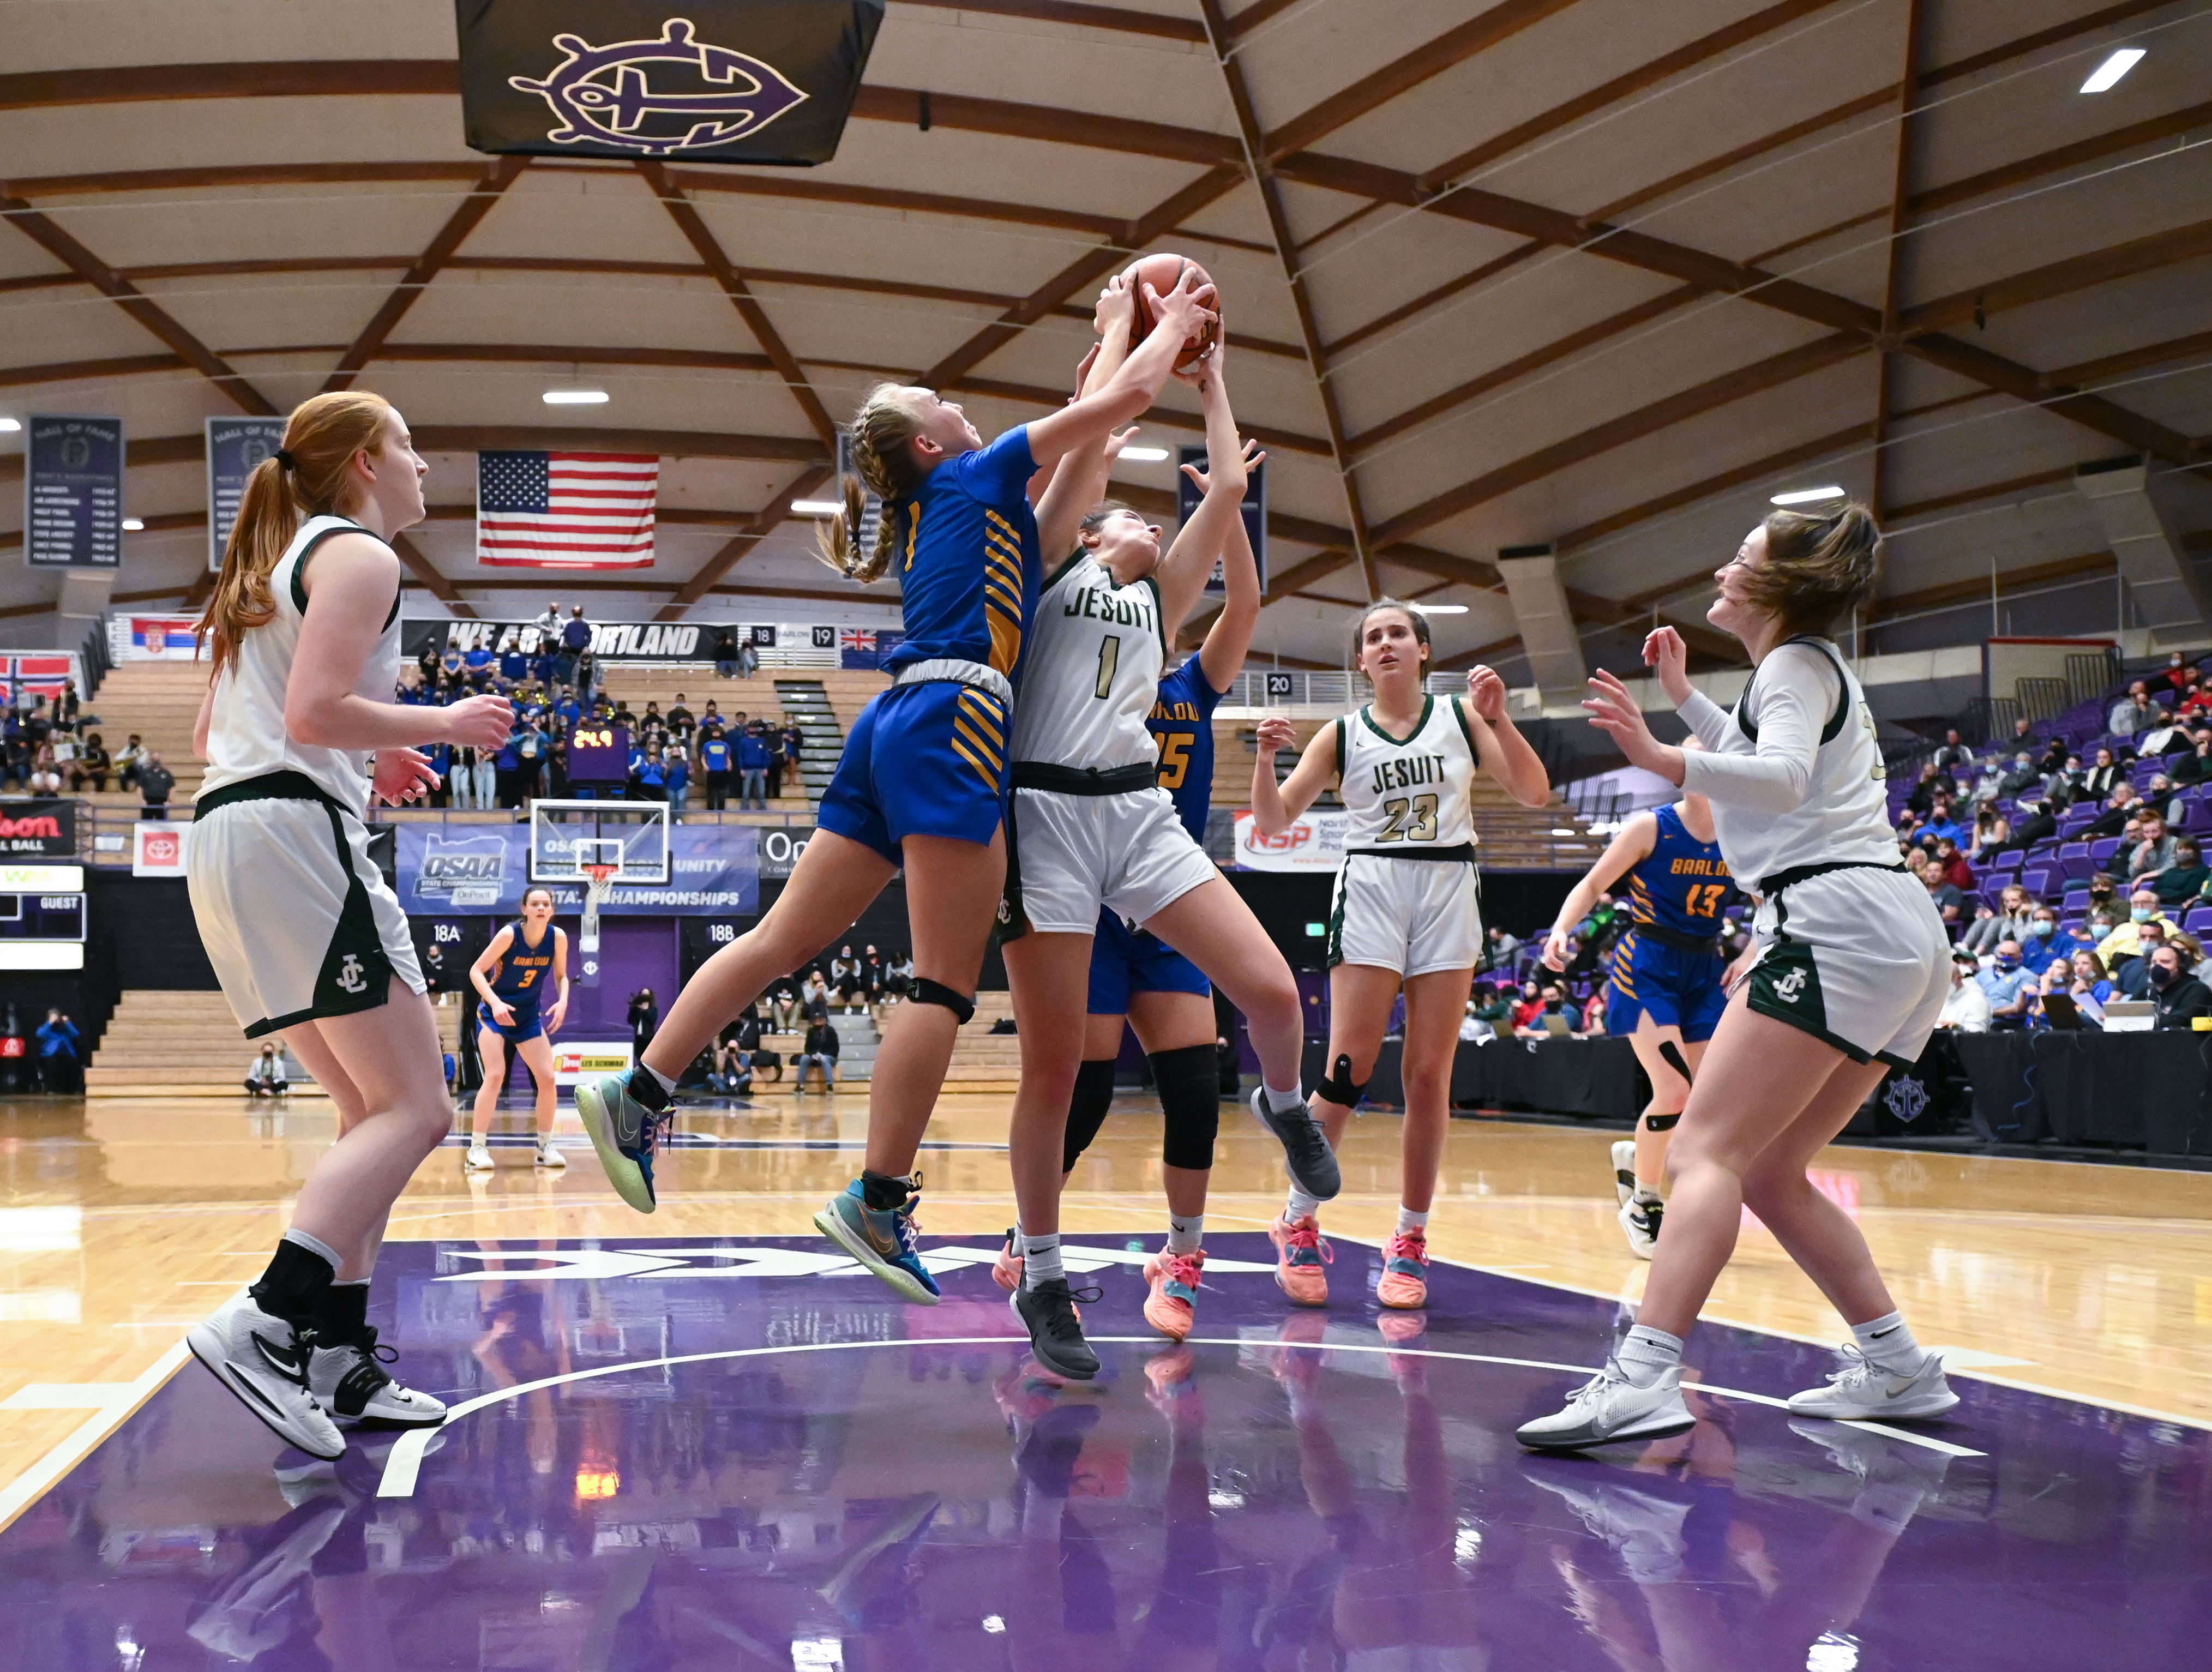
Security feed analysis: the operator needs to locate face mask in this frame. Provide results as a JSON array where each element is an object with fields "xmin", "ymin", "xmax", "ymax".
[
  {"xmin": 1995, "ymin": 955, "xmax": 2020, "ymax": 971},
  {"xmin": 2151, "ymin": 964, "xmax": 2178, "ymax": 989},
  {"xmin": 2028, "ymin": 921, "xmax": 2054, "ymax": 938},
  {"xmin": 2133, "ymin": 908, "xmax": 2155, "ymax": 924}
]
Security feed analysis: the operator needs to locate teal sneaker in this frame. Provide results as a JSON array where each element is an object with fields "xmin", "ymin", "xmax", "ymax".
[
  {"xmin": 575, "ymin": 1073, "xmax": 664, "ymax": 1213},
  {"xmin": 815, "ymin": 1178, "xmax": 941, "ymax": 1304}
]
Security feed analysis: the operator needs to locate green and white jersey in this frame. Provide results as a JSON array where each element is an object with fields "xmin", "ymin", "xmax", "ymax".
[
  {"xmin": 1335, "ymin": 695, "xmax": 1479, "ymax": 851},
  {"xmin": 1009, "ymin": 552, "xmax": 1167, "ymax": 771}
]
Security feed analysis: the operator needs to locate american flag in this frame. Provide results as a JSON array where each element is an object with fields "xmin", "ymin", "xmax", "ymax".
[{"xmin": 477, "ymin": 450, "xmax": 657, "ymax": 569}]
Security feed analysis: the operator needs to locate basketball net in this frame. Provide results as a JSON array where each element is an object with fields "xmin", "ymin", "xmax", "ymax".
[{"xmin": 582, "ymin": 863, "xmax": 619, "ymax": 954}]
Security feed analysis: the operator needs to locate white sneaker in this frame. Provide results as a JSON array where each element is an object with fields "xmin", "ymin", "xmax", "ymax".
[
  {"xmin": 1619, "ymin": 1195, "xmax": 1661, "ymax": 1260},
  {"xmin": 463, "ymin": 1144, "xmax": 495, "ymax": 1171},
  {"xmin": 1786, "ymin": 1346, "xmax": 1959, "ymax": 1421},
  {"xmin": 1516, "ymin": 1360, "xmax": 1694, "ymax": 1451},
  {"xmin": 308, "ymin": 1327, "xmax": 448, "ymax": 1427},
  {"xmin": 1610, "ymin": 1139, "xmax": 1637, "ymax": 1209},
  {"xmin": 534, "ymin": 1139, "xmax": 567, "ymax": 1169},
  {"xmin": 187, "ymin": 1296, "xmax": 345, "ymax": 1460}
]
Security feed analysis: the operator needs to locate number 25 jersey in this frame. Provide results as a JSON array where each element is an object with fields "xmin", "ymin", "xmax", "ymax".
[{"xmin": 1335, "ymin": 694, "xmax": 1478, "ymax": 851}]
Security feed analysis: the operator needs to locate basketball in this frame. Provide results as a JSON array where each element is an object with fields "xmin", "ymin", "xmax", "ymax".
[{"xmin": 1121, "ymin": 251, "xmax": 1221, "ymax": 370}]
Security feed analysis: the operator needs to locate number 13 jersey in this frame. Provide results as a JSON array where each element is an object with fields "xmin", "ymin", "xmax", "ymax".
[
  {"xmin": 1335, "ymin": 694, "xmax": 1479, "ymax": 852},
  {"xmin": 1008, "ymin": 552, "xmax": 1165, "ymax": 771}
]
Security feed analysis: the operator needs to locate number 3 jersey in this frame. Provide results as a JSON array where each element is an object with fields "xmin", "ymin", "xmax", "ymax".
[
  {"xmin": 1008, "ymin": 552, "xmax": 1166, "ymax": 770},
  {"xmin": 1335, "ymin": 694, "xmax": 1480, "ymax": 852}
]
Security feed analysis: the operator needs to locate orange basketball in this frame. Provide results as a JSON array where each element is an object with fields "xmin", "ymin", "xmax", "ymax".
[{"xmin": 1121, "ymin": 252, "xmax": 1220, "ymax": 370}]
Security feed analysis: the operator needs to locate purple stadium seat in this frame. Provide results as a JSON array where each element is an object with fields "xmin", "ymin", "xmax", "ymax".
[
  {"xmin": 2056, "ymin": 841, "xmax": 2093, "ymax": 881},
  {"xmin": 1989, "ymin": 848, "xmax": 2024, "ymax": 871},
  {"xmin": 2185, "ymin": 798, "xmax": 2212, "ymax": 833},
  {"xmin": 2018, "ymin": 867, "xmax": 2053, "ymax": 899},
  {"xmin": 2186, "ymin": 907, "xmax": 2212, "ymax": 936},
  {"xmin": 2089, "ymin": 838, "xmax": 2122, "ymax": 868}
]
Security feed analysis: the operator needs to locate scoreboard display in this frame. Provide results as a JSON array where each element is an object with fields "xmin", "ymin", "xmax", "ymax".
[
  {"xmin": 567, "ymin": 723, "xmax": 630, "ymax": 786},
  {"xmin": 0, "ymin": 864, "xmax": 86, "ymax": 970}
]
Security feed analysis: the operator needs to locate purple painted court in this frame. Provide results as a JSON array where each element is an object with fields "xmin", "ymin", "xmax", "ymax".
[{"xmin": 3, "ymin": 1235, "xmax": 2207, "ymax": 1670}]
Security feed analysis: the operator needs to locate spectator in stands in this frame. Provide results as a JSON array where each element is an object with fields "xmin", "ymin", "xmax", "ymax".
[
  {"xmin": 1938, "ymin": 947, "xmax": 1992, "ymax": 1032},
  {"xmin": 1933, "ymin": 836, "xmax": 1974, "ymax": 892},
  {"xmin": 2141, "ymin": 707, "xmax": 2191, "ymax": 759},
  {"xmin": 472, "ymin": 742, "xmax": 497, "ymax": 810},
  {"xmin": 699, "ymin": 724, "xmax": 732, "ymax": 809},
  {"xmin": 793, "ymin": 1014, "xmax": 841, "ymax": 1093},
  {"xmin": 800, "ymin": 967, "xmax": 831, "ymax": 1020},
  {"xmin": 68, "ymin": 732, "xmax": 109, "ymax": 793},
  {"xmin": 1999, "ymin": 751, "xmax": 2043, "ymax": 796},
  {"xmin": 534, "ymin": 600, "xmax": 562, "ymax": 636},
  {"xmin": 244, "ymin": 1043, "xmax": 290, "ymax": 1098},
  {"xmin": 2160, "ymin": 651, "xmax": 2196, "ymax": 700},
  {"xmin": 2154, "ymin": 837, "xmax": 2211, "ymax": 907},
  {"xmin": 497, "ymin": 639, "xmax": 528, "ymax": 686},
  {"xmin": 883, "ymin": 949, "xmax": 913, "ymax": 1003},
  {"xmin": 2149, "ymin": 942, "xmax": 2212, "ymax": 1029},
  {"xmin": 113, "ymin": 732, "xmax": 144, "ymax": 792},
  {"xmin": 2067, "ymin": 949, "xmax": 2114, "ymax": 1018},
  {"xmin": 463, "ymin": 640, "xmax": 495, "ymax": 683},
  {"xmin": 2173, "ymin": 731, "xmax": 2212, "ymax": 785},
  {"xmin": 1965, "ymin": 753, "xmax": 2006, "ymax": 804},
  {"xmin": 560, "ymin": 605, "xmax": 592, "ymax": 687},
  {"xmin": 1979, "ymin": 795, "xmax": 2053, "ymax": 860},
  {"xmin": 136, "ymin": 751, "xmax": 174, "ymax": 820},
  {"xmin": 2109, "ymin": 680, "xmax": 2151, "ymax": 737},
  {"xmin": 1469, "ymin": 983, "xmax": 1514, "ymax": 1036},
  {"xmin": 1961, "ymin": 883, "xmax": 2033, "ymax": 955},
  {"xmin": 0, "ymin": 722, "xmax": 23, "ymax": 792},
  {"xmin": 1511, "ymin": 978, "xmax": 1546, "ymax": 1032},
  {"xmin": 1580, "ymin": 989, "xmax": 1608, "ymax": 1036},
  {"xmin": 736, "ymin": 719, "xmax": 771, "ymax": 810},
  {"xmin": 659, "ymin": 744, "xmax": 686, "ymax": 815},
  {"xmin": 2081, "ymin": 780, "xmax": 2143, "ymax": 839},
  {"xmin": 35, "ymin": 1008, "xmax": 80, "ymax": 1094},
  {"xmin": 708, "ymin": 1035, "xmax": 754, "ymax": 1097},
  {"xmin": 713, "ymin": 627, "xmax": 740, "ymax": 679},
  {"xmin": 1515, "ymin": 983, "xmax": 1582, "ymax": 1037},
  {"xmin": 829, "ymin": 945, "xmax": 865, "ymax": 1013},
  {"xmin": 2079, "ymin": 746, "xmax": 2121, "ymax": 802},
  {"xmin": 574, "ymin": 649, "xmax": 598, "ymax": 703},
  {"xmin": 767, "ymin": 972, "xmax": 801, "ymax": 1032},
  {"xmin": 630, "ymin": 744, "xmax": 666, "ymax": 803},
  {"xmin": 514, "ymin": 717, "xmax": 548, "ymax": 802},
  {"xmin": 1932, "ymin": 727, "xmax": 1973, "ymax": 775},
  {"xmin": 2019, "ymin": 904, "xmax": 2066, "ymax": 975},
  {"xmin": 1923, "ymin": 861, "xmax": 1966, "ymax": 927},
  {"xmin": 2117, "ymin": 921, "xmax": 2172, "ymax": 997},
  {"xmin": 58, "ymin": 681, "xmax": 79, "ymax": 732},
  {"xmin": 2097, "ymin": 887, "xmax": 2172, "ymax": 968},
  {"xmin": 27, "ymin": 744, "xmax": 62, "ymax": 796},
  {"xmin": 781, "ymin": 718, "xmax": 804, "ymax": 793},
  {"xmin": 1977, "ymin": 938, "xmax": 2037, "ymax": 1029},
  {"xmin": 1481, "ymin": 924, "xmax": 1520, "ymax": 973},
  {"xmin": 2127, "ymin": 811, "xmax": 2178, "ymax": 883},
  {"xmin": 737, "ymin": 634, "xmax": 761, "ymax": 679},
  {"xmin": 1903, "ymin": 759, "xmax": 1945, "ymax": 820},
  {"xmin": 764, "ymin": 720, "xmax": 787, "ymax": 802},
  {"xmin": 1920, "ymin": 792, "xmax": 1965, "ymax": 845}
]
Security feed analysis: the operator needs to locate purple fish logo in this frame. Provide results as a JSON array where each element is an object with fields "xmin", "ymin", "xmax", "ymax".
[{"xmin": 508, "ymin": 17, "xmax": 810, "ymax": 157}]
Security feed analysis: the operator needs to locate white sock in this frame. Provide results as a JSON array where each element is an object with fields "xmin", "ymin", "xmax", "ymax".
[
  {"xmin": 282, "ymin": 1228, "xmax": 342, "ymax": 1268},
  {"xmin": 1616, "ymin": 1323, "xmax": 1684, "ymax": 1387},
  {"xmin": 1020, "ymin": 1232, "xmax": 1063, "ymax": 1288},
  {"xmin": 1633, "ymin": 1182, "xmax": 1663, "ymax": 1205},
  {"xmin": 1166, "ymin": 1213, "xmax": 1203, "ymax": 1255},
  {"xmin": 1263, "ymin": 1081, "xmax": 1305, "ymax": 1114},
  {"xmin": 1396, "ymin": 1206, "xmax": 1429, "ymax": 1236},
  {"xmin": 641, "ymin": 1062, "xmax": 677, "ymax": 1095},
  {"xmin": 1283, "ymin": 1188, "xmax": 1322, "ymax": 1224},
  {"xmin": 1851, "ymin": 1310, "xmax": 1927, "ymax": 1374}
]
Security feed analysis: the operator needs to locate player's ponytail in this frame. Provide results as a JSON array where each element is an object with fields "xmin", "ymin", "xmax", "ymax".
[
  {"xmin": 1744, "ymin": 502, "xmax": 1883, "ymax": 637},
  {"xmin": 197, "ymin": 391, "xmax": 396, "ymax": 676},
  {"xmin": 818, "ymin": 384, "xmax": 928, "ymax": 586}
]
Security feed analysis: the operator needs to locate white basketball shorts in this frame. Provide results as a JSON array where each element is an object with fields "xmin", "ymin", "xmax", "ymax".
[
  {"xmin": 1326, "ymin": 853, "xmax": 1483, "ymax": 977},
  {"xmin": 189, "ymin": 778, "xmax": 424, "ymax": 1038},
  {"xmin": 1008, "ymin": 784, "xmax": 1219, "ymax": 936},
  {"xmin": 1745, "ymin": 864, "xmax": 1950, "ymax": 1067}
]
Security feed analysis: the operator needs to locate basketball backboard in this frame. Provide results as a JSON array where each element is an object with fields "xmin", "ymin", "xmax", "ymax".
[{"xmin": 527, "ymin": 800, "xmax": 670, "ymax": 885}]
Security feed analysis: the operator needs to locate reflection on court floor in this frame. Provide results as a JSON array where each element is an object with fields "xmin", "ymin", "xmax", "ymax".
[{"xmin": 3, "ymin": 1236, "xmax": 2207, "ymax": 1670}]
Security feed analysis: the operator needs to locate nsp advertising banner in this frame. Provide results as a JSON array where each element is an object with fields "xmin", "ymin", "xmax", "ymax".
[
  {"xmin": 395, "ymin": 823, "xmax": 758, "ymax": 916},
  {"xmin": 25, "ymin": 416, "xmax": 123, "ymax": 569}
]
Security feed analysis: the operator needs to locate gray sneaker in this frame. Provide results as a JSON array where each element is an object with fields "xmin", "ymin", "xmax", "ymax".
[
  {"xmin": 575, "ymin": 1072, "xmax": 663, "ymax": 1213},
  {"xmin": 1786, "ymin": 1346, "xmax": 1959, "ymax": 1421},
  {"xmin": 1251, "ymin": 1087, "xmax": 1341, "ymax": 1200},
  {"xmin": 1516, "ymin": 1360, "xmax": 1694, "ymax": 1451},
  {"xmin": 188, "ymin": 1295, "xmax": 345, "ymax": 1460}
]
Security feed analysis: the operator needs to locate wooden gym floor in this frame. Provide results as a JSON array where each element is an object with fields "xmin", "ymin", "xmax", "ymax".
[{"xmin": 3, "ymin": 1086, "xmax": 2210, "ymax": 1527}]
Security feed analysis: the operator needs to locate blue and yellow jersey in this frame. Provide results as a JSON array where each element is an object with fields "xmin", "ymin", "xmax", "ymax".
[
  {"xmin": 487, "ymin": 918, "xmax": 557, "ymax": 1011},
  {"xmin": 880, "ymin": 425, "xmax": 1042, "ymax": 687},
  {"xmin": 1620, "ymin": 804, "xmax": 1733, "ymax": 938},
  {"xmin": 1149, "ymin": 655, "xmax": 1225, "ymax": 843}
]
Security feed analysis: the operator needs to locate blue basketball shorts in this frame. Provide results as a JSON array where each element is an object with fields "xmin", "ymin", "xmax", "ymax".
[
  {"xmin": 1606, "ymin": 930, "xmax": 1728, "ymax": 1043},
  {"xmin": 477, "ymin": 1001, "xmax": 545, "ymax": 1045},
  {"xmin": 818, "ymin": 681, "xmax": 1009, "ymax": 864},
  {"xmin": 1087, "ymin": 907, "xmax": 1211, "ymax": 1016}
]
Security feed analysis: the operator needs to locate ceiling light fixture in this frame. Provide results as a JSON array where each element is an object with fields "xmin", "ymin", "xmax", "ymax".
[
  {"xmin": 542, "ymin": 389, "xmax": 609, "ymax": 405},
  {"xmin": 0, "ymin": 418, "xmax": 20, "ymax": 433},
  {"xmin": 122, "ymin": 518, "xmax": 144, "ymax": 531},
  {"xmin": 1409, "ymin": 602, "xmax": 1469, "ymax": 614},
  {"xmin": 790, "ymin": 498, "xmax": 841, "ymax": 515},
  {"xmin": 2079, "ymin": 47, "xmax": 2144, "ymax": 93},
  {"xmin": 1770, "ymin": 485, "xmax": 1846, "ymax": 506},
  {"xmin": 1117, "ymin": 446, "xmax": 1170, "ymax": 462}
]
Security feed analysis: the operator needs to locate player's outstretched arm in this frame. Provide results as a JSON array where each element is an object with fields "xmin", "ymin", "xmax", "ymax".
[
  {"xmin": 1252, "ymin": 715, "xmax": 1336, "ymax": 836},
  {"xmin": 1462, "ymin": 668, "xmax": 1550, "ymax": 807},
  {"xmin": 1035, "ymin": 277, "xmax": 1135, "ymax": 562},
  {"xmin": 287, "ymin": 531, "xmax": 512, "ymax": 753},
  {"xmin": 1541, "ymin": 811, "xmax": 1656, "ymax": 970},
  {"xmin": 1197, "ymin": 456, "xmax": 1263, "ymax": 694},
  {"xmin": 1154, "ymin": 346, "xmax": 1249, "ymax": 639},
  {"xmin": 1024, "ymin": 269, "xmax": 1216, "ymax": 473}
]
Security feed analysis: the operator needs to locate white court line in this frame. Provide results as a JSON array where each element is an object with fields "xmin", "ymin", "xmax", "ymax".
[
  {"xmin": 0, "ymin": 1338, "xmax": 194, "ymax": 1534},
  {"xmin": 374, "ymin": 1331, "xmax": 1979, "ymax": 1499}
]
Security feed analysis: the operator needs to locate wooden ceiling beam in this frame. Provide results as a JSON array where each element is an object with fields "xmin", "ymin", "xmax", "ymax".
[
  {"xmin": 1873, "ymin": 0, "xmax": 1930, "ymax": 518},
  {"xmin": 390, "ymin": 532, "xmax": 473, "ymax": 616},
  {"xmin": 1900, "ymin": 216, "xmax": 2212, "ymax": 339},
  {"xmin": 1883, "ymin": 466, "xmax": 2077, "ymax": 527},
  {"xmin": 1900, "ymin": 334, "xmax": 2198, "ymax": 464},
  {"xmin": 894, "ymin": 0, "xmax": 1206, "ymax": 41},
  {"xmin": 1919, "ymin": 0, "xmax": 2176, "ymax": 88},
  {"xmin": 322, "ymin": 157, "xmax": 528, "ymax": 395},
  {"xmin": 1911, "ymin": 97, "xmax": 2212, "ymax": 218},
  {"xmin": 0, "ymin": 193, "xmax": 278, "ymax": 415},
  {"xmin": 1552, "ymin": 422, "xmax": 1875, "ymax": 552},
  {"xmin": 1262, "ymin": 551, "xmax": 1357, "ymax": 605},
  {"xmin": 2047, "ymin": 327, "xmax": 2212, "ymax": 390},
  {"xmin": 660, "ymin": 464, "xmax": 838, "ymax": 620},
  {"xmin": 1866, "ymin": 551, "xmax": 2115, "ymax": 624}
]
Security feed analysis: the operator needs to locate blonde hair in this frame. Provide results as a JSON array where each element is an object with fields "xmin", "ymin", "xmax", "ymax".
[
  {"xmin": 818, "ymin": 383, "xmax": 930, "ymax": 585},
  {"xmin": 196, "ymin": 391, "xmax": 395, "ymax": 675},
  {"xmin": 1741, "ymin": 502, "xmax": 1883, "ymax": 637}
]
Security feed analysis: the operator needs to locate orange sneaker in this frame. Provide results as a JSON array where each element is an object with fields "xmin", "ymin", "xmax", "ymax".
[
  {"xmin": 991, "ymin": 1227, "xmax": 1021, "ymax": 1292},
  {"xmin": 1377, "ymin": 1229, "xmax": 1428, "ymax": 1309},
  {"xmin": 1142, "ymin": 1248, "xmax": 1204, "ymax": 1342},
  {"xmin": 1268, "ymin": 1215, "xmax": 1332, "ymax": 1307}
]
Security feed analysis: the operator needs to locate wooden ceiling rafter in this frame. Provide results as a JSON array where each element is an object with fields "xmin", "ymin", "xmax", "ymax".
[
  {"xmin": 659, "ymin": 464, "xmax": 838, "ymax": 620},
  {"xmin": 1873, "ymin": 0, "xmax": 1930, "ymax": 516}
]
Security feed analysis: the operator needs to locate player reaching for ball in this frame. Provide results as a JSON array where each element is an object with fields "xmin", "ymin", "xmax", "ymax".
[
  {"xmin": 575, "ymin": 268, "xmax": 1220, "ymax": 1317},
  {"xmin": 1518, "ymin": 504, "xmax": 1957, "ymax": 1451},
  {"xmin": 1251, "ymin": 603, "xmax": 1550, "ymax": 1316},
  {"xmin": 989, "ymin": 316, "xmax": 1328, "ymax": 1377},
  {"xmin": 185, "ymin": 391, "xmax": 512, "ymax": 1459},
  {"xmin": 1540, "ymin": 741, "xmax": 1749, "ymax": 1258}
]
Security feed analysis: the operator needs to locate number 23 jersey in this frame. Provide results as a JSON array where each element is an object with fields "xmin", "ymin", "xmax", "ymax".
[
  {"xmin": 1008, "ymin": 552, "xmax": 1165, "ymax": 769},
  {"xmin": 1335, "ymin": 694, "xmax": 1479, "ymax": 850}
]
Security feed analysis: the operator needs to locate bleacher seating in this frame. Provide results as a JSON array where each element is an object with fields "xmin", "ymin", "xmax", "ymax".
[{"xmin": 87, "ymin": 990, "xmax": 465, "ymax": 1097}]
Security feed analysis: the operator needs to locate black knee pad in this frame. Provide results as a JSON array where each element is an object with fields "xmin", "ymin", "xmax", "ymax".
[
  {"xmin": 909, "ymin": 977, "xmax": 975, "ymax": 1025},
  {"xmin": 1061, "ymin": 1057, "xmax": 1118, "ymax": 1172},
  {"xmin": 1315, "ymin": 1051, "xmax": 1367, "ymax": 1109},
  {"xmin": 1150, "ymin": 1044, "xmax": 1220, "ymax": 1171},
  {"xmin": 1645, "ymin": 1112, "xmax": 1681, "ymax": 1132}
]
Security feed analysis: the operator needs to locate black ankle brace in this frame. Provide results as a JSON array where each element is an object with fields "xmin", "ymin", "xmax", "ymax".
[
  {"xmin": 861, "ymin": 1169, "xmax": 916, "ymax": 1211},
  {"xmin": 628, "ymin": 1063, "xmax": 672, "ymax": 1113}
]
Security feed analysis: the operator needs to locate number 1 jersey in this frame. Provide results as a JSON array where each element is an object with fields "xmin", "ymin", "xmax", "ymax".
[{"xmin": 1008, "ymin": 552, "xmax": 1166, "ymax": 770}]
